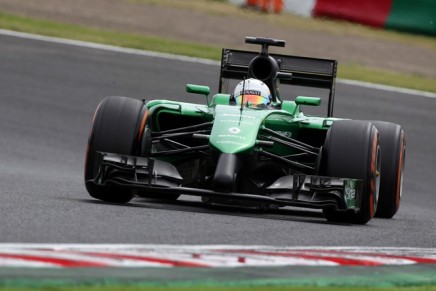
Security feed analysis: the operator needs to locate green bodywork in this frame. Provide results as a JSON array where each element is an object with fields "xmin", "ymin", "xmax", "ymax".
[
  {"xmin": 146, "ymin": 86, "xmax": 340, "ymax": 156},
  {"xmin": 210, "ymin": 105, "xmax": 272, "ymax": 154},
  {"xmin": 141, "ymin": 87, "xmax": 360, "ymax": 212},
  {"xmin": 86, "ymin": 37, "xmax": 367, "ymax": 219}
]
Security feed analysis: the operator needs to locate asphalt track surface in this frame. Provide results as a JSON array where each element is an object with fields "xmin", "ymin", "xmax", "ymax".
[{"xmin": 1, "ymin": 33, "xmax": 435, "ymax": 247}]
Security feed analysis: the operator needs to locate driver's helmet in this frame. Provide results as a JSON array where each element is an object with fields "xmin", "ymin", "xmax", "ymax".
[{"xmin": 233, "ymin": 78, "xmax": 271, "ymax": 107}]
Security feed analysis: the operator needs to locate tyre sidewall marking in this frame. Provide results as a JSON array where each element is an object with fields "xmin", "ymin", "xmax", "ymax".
[
  {"xmin": 396, "ymin": 132, "xmax": 406, "ymax": 208},
  {"xmin": 137, "ymin": 109, "xmax": 149, "ymax": 143},
  {"xmin": 369, "ymin": 130, "xmax": 378, "ymax": 218}
]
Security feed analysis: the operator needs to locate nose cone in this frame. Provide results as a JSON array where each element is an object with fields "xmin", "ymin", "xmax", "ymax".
[
  {"xmin": 213, "ymin": 153, "xmax": 241, "ymax": 192},
  {"xmin": 209, "ymin": 105, "xmax": 267, "ymax": 154}
]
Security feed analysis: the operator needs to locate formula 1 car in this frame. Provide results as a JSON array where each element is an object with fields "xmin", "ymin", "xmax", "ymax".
[{"xmin": 84, "ymin": 37, "xmax": 406, "ymax": 224}]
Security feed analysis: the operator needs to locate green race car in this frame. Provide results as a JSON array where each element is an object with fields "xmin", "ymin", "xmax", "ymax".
[{"xmin": 84, "ymin": 37, "xmax": 406, "ymax": 224}]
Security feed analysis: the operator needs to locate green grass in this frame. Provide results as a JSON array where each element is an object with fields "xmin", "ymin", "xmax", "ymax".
[
  {"xmin": 338, "ymin": 65, "xmax": 436, "ymax": 92},
  {"xmin": 1, "ymin": 286, "xmax": 436, "ymax": 291},
  {"xmin": 0, "ymin": 11, "xmax": 436, "ymax": 93},
  {"xmin": 0, "ymin": 12, "xmax": 220, "ymax": 60}
]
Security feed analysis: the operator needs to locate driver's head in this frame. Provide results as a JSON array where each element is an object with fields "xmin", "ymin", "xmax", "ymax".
[{"xmin": 233, "ymin": 78, "xmax": 271, "ymax": 107}]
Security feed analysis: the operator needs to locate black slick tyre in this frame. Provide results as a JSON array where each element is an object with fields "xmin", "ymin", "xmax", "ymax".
[
  {"xmin": 85, "ymin": 96, "xmax": 146, "ymax": 203},
  {"xmin": 321, "ymin": 120, "xmax": 380, "ymax": 224},
  {"xmin": 372, "ymin": 121, "xmax": 406, "ymax": 218}
]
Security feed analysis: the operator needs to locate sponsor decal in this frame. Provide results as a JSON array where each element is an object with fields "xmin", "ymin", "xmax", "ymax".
[
  {"xmin": 239, "ymin": 90, "xmax": 261, "ymax": 96},
  {"xmin": 223, "ymin": 113, "xmax": 256, "ymax": 119},
  {"xmin": 219, "ymin": 119, "xmax": 254, "ymax": 125},
  {"xmin": 216, "ymin": 141, "xmax": 244, "ymax": 146},
  {"xmin": 344, "ymin": 180, "xmax": 358, "ymax": 208},
  {"xmin": 218, "ymin": 134, "xmax": 246, "ymax": 140},
  {"xmin": 0, "ymin": 245, "xmax": 435, "ymax": 268},
  {"xmin": 228, "ymin": 127, "xmax": 241, "ymax": 134}
]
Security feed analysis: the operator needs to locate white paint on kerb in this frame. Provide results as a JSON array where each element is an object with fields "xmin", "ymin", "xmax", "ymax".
[{"xmin": 0, "ymin": 244, "xmax": 435, "ymax": 268}]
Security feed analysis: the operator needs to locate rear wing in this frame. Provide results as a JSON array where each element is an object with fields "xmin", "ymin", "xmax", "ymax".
[{"xmin": 219, "ymin": 49, "xmax": 338, "ymax": 117}]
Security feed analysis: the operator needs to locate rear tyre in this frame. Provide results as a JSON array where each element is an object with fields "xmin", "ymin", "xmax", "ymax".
[
  {"xmin": 321, "ymin": 120, "xmax": 380, "ymax": 224},
  {"xmin": 85, "ymin": 96, "xmax": 146, "ymax": 203},
  {"xmin": 372, "ymin": 121, "xmax": 406, "ymax": 218}
]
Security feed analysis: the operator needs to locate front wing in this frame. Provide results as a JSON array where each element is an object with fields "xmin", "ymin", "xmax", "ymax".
[{"xmin": 86, "ymin": 152, "xmax": 363, "ymax": 213}]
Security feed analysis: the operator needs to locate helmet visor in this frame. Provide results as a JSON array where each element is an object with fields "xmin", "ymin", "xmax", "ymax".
[{"xmin": 235, "ymin": 94, "xmax": 269, "ymax": 106}]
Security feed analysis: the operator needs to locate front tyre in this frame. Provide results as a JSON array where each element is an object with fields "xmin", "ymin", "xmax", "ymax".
[
  {"xmin": 85, "ymin": 96, "xmax": 147, "ymax": 203},
  {"xmin": 372, "ymin": 121, "xmax": 406, "ymax": 218},
  {"xmin": 321, "ymin": 120, "xmax": 380, "ymax": 224}
]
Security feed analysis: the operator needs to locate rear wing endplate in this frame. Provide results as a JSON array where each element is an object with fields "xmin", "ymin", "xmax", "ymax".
[{"xmin": 219, "ymin": 49, "xmax": 338, "ymax": 117}]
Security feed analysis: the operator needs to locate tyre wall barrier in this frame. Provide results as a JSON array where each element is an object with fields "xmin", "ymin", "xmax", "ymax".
[
  {"xmin": 230, "ymin": 0, "xmax": 436, "ymax": 36},
  {"xmin": 313, "ymin": 0, "xmax": 436, "ymax": 37}
]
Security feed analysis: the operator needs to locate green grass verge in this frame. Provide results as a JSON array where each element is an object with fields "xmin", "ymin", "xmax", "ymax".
[
  {"xmin": 338, "ymin": 65, "xmax": 436, "ymax": 93},
  {"xmin": 1, "ymin": 286, "xmax": 436, "ymax": 291},
  {"xmin": 0, "ymin": 12, "xmax": 220, "ymax": 60},
  {"xmin": 1, "ymin": 12, "xmax": 436, "ymax": 93}
]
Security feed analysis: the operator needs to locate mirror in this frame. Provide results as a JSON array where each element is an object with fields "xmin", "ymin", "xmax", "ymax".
[
  {"xmin": 186, "ymin": 84, "xmax": 211, "ymax": 96},
  {"xmin": 295, "ymin": 96, "xmax": 321, "ymax": 106}
]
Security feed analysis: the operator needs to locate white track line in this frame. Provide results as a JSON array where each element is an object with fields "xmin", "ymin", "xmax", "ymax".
[
  {"xmin": 0, "ymin": 29, "xmax": 218, "ymax": 66},
  {"xmin": 337, "ymin": 79, "xmax": 436, "ymax": 99},
  {"xmin": 1, "ymin": 29, "xmax": 435, "ymax": 99}
]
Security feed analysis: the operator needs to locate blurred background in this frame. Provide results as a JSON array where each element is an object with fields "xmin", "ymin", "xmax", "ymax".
[{"xmin": 0, "ymin": 0, "xmax": 435, "ymax": 92}]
